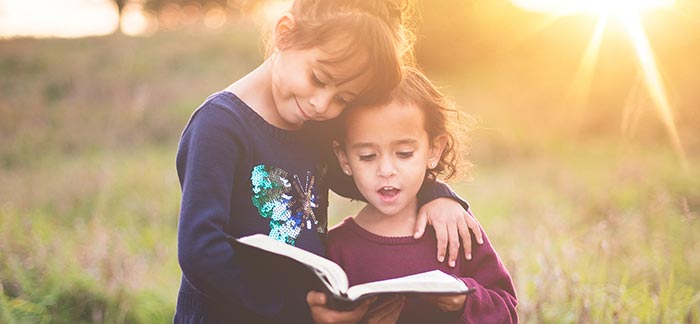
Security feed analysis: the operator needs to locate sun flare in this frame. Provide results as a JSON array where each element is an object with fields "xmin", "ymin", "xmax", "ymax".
[
  {"xmin": 511, "ymin": 0, "xmax": 675, "ymax": 16},
  {"xmin": 513, "ymin": 0, "xmax": 687, "ymax": 168}
]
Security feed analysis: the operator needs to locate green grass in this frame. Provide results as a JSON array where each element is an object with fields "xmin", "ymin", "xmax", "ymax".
[
  {"xmin": 1, "ymin": 22, "xmax": 698, "ymax": 323},
  {"xmin": 0, "ymin": 147, "xmax": 179, "ymax": 323},
  {"xmin": 454, "ymin": 142, "xmax": 700, "ymax": 323}
]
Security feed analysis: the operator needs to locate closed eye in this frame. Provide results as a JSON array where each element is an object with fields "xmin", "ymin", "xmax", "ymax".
[
  {"xmin": 359, "ymin": 154, "xmax": 376, "ymax": 161},
  {"xmin": 311, "ymin": 72, "xmax": 325, "ymax": 87},
  {"xmin": 397, "ymin": 151, "xmax": 414, "ymax": 158},
  {"xmin": 335, "ymin": 96, "xmax": 349, "ymax": 105}
]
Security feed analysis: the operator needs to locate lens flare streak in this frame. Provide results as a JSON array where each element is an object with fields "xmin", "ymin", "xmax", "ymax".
[
  {"xmin": 619, "ymin": 13, "xmax": 687, "ymax": 168},
  {"xmin": 512, "ymin": 0, "xmax": 687, "ymax": 168},
  {"xmin": 563, "ymin": 15, "xmax": 608, "ymax": 122}
]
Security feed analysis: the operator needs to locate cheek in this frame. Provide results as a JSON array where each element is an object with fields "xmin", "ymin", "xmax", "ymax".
[
  {"xmin": 349, "ymin": 165, "xmax": 375, "ymax": 186},
  {"xmin": 405, "ymin": 162, "xmax": 429, "ymax": 181},
  {"xmin": 322, "ymin": 104, "xmax": 346, "ymax": 120}
]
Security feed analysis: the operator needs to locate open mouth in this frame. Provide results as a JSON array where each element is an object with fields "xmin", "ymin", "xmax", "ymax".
[{"xmin": 377, "ymin": 186, "xmax": 400, "ymax": 202}]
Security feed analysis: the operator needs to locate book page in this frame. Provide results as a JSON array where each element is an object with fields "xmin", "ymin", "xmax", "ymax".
[
  {"xmin": 237, "ymin": 234, "xmax": 350, "ymax": 295},
  {"xmin": 345, "ymin": 270, "xmax": 468, "ymax": 301}
]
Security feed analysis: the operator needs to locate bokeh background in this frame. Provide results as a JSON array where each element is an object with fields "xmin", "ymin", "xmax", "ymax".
[{"xmin": 1, "ymin": 0, "xmax": 699, "ymax": 322}]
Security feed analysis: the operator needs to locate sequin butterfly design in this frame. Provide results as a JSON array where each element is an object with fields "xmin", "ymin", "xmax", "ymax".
[{"xmin": 250, "ymin": 164, "xmax": 326, "ymax": 245}]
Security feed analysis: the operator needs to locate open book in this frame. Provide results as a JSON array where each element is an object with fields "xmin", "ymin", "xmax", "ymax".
[{"xmin": 227, "ymin": 234, "xmax": 473, "ymax": 310}]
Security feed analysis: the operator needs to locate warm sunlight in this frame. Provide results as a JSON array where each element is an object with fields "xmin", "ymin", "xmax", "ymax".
[
  {"xmin": 512, "ymin": 0, "xmax": 675, "ymax": 16},
  {"xmin": 0, "ymin": 0, "xmax": 118, "ymax": 38},
  {"xmin": 513, "ymin": 0, "xmax": 687, "ymax": 168}
]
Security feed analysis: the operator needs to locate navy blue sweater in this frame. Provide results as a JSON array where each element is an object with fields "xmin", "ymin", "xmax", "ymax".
[{"xmin": 174, "ymin": 91, "xmax": 467, "ymax": 323}]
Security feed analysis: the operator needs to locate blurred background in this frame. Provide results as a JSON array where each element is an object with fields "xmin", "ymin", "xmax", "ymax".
[{"xmin": 1, "ymin": 0, "xmax": 698, "ymax": 322}]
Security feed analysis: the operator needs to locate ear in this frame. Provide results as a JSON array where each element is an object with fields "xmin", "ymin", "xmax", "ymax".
[
  {"xmin": 273, "ymin": 13, "xmax": 296, "ymax": 50},
  {"xmin": 427, "ymin": 135, "xmax": 448, "ymax": 169},
  {"xmin": 332, "ymin": 140, "xmax": 353, "ymax": 176}
]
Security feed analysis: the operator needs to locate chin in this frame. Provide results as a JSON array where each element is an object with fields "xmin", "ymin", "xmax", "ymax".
[{"xmin": 376, "ymin": 205, "xmax": 406, "ymax": 217}]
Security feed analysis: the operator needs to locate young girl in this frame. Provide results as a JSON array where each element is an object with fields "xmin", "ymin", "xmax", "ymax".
[
  {"xmin": 328, "ymin": 67, "xmax": 518, "ymax": 324},
  {"xmin": 174, "ymin": 1, "xmax": 483, "ymax": 323}
]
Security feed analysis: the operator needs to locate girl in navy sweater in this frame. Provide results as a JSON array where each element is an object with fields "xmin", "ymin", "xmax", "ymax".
[
  {"xmin": 328, "ymin": 67, "xmax": 518, "ymax": 323},
  {"xmin": 174, "ymin": 1, "xmax": 483, "ymax": 323}
]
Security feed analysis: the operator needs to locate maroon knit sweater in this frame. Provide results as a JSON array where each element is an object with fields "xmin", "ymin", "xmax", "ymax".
[{"xmin": 326, "ymin": 217, "xmax": 518, "ymax": 324}]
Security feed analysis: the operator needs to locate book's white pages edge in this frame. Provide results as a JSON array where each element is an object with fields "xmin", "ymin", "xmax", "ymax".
[
  {"xmin": 345, "ymin": 270, "xmax": 468, "ymax": 301},
  {"xmin": 237, "ymin": 234, "xmax": 349, "ymax": 295}
]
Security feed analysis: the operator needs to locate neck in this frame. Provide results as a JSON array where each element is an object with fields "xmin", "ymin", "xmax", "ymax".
[
  {"xmin": 225, "ymin": 58, "xmax": 275, "ymax": 119},
  {"xmin": 354, "ymin": 199, "xmax": 418, "ymax": 237}
]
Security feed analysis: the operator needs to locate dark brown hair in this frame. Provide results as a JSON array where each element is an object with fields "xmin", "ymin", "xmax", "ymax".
[
  {"xmin": 392, "ymin": 67, "xmax": 472, "ymax": 180},
  {"xmin": 270, "ymin": 0, "xmax": 416, "ymax": 105},
  {"xmin": 336, "ymin": 66, "xmax": 472, "ymax": 181}
]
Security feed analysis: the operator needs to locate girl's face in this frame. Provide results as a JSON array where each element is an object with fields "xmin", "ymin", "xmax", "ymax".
[
  {"xmin": 269, "ymin": 42, "xmax": 372, "ymax": 130},
  {"xmin": 335, "ymin": 101, "xmax": 444, "ymax": 218}
]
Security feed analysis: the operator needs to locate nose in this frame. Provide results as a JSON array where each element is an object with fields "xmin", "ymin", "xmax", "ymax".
[
  {"xmin": 309, "ymin": 90, "xmax": 334, "ymax": 115},
  {"xmin": 377, "ymin": 156, "xmax": 397, "ymax": 178}
]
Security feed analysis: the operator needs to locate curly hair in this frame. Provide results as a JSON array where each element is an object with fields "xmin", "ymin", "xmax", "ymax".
[{"xmin": 387, "ymin": 66, "xmax": 473, "ymax": 181}]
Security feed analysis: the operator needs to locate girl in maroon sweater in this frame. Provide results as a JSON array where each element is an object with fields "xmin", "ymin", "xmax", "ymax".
[{"xmin": 328, "ymin": 67, "xmax": 518, "ymax": 324}]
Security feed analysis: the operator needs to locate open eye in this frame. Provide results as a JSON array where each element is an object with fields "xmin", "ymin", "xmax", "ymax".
[{"xmin": 397, "ymin": 151, "xmax": 414, "ymax": 159}]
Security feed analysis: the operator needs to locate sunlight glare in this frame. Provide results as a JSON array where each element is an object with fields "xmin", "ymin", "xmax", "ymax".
[
  {"xmin": 0, "ymin": 0, "xmax": 118, "ymax": 38},
  {"xmin": 561, "ymin": 15, "xmax": 608, "ymax": 124},
  {"xmin": 513, "ymin": 0, "xmax": 686, "ymax": 168},
  {"xmin": 619, "ymin": 13, "xmax": 687, "ymax": 168},
  {"xmin": 122, "ymin": 4, "xmax": 155, "ymax": 36},
  {"xmin": 512, "ymin": 0, "xmax": 675, "ymax": 16}
]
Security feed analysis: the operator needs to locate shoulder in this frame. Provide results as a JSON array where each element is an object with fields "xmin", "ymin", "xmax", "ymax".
[
  {"xmin": 328, "ymin": 216, "xmax": 355, "ymax": 234},
  {"xmin": 176, "ymin": 92, "xmax": 257, "ymax": 168},
  {"xmin": 184, "ymin": 91, "xmax": 252, "ymax": 133},
  {"xmin": 178, "ymin": 91, "xmax": 263, "ymax": 152},
  {"xmin": 326, "ymin": 217, "xmax": 359, "ymax": 261},
  {"xmin": 327, "ymin": 217, "xmax": 357, "ymax": 243}
]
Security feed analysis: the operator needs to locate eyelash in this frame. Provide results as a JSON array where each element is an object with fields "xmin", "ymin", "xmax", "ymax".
[
  {"xmin": 335, "ymin": 96, "xmax": 349, "ymax": 105},
  {"xmin": 312, "ymin": 72, "xmax": 351, "ymax": 105},
  {"xmin": 311, "ymin": 72, "xmax": 325, "ymax": 86},
  {"xmin": 358, "ymin": 152, "xmax": 414, "ymax": 161},
  {"xmin": 359, "ymin": 154, "xmax": 376, "ymax": 161}
]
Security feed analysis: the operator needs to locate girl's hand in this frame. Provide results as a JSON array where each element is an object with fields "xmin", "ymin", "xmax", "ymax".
[
  {"xmin": 421, "ymin": 293, "xmax": 467, "ymax": 312},
  {"xmin": 307, "ymin": 291, "xmax": 373, "ymax": 324},
  {"xmin": 414, "ymin": 198, "xmax": 484, "ymax": 267},
  {"xmin": 361, "ymin": 295, "xmax": 405, "ymax": 324}
]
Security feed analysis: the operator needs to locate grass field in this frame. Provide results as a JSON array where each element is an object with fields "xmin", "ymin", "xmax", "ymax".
[{"xmin": 1, "ymin": 23, "xmax": 699, "ymax": 323}]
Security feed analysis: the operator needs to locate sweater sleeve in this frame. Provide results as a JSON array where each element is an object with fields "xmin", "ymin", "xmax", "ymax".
[
  {"xmin": 417, "ymin": 179, "xmax": 470, "ymax": 212},
  {"xmin": 453, "ymin": 229, "xmax": 518, "ymax": 324},
  {"xmin": 176, "ymin": 104, "xmax": 304, "ymax": 321}
]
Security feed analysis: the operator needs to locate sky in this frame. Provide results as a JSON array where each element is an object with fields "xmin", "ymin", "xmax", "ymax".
[{"xmin": 0, "ymin": 0, "xmax": 120, "ymax": 38}]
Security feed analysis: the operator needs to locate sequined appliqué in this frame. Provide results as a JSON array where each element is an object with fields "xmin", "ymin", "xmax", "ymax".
[{"xmin": 251, "ymin": 164, "xmax": 324, "ymax": 245}]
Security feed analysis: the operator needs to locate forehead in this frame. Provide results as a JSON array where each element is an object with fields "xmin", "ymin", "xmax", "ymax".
[
  {"xmin": 344, "ymin": 101, "xmax": 426, "ymax": 143},
  {"xmin": 313, "ymin": 37, "xmax": 372, "ymax": 84}
]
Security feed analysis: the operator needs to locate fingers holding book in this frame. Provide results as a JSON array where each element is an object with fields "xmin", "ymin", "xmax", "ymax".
[
  {"xmin": 420, "ymin": 293, "xmax": 468, "ymax": 312},
  {"xmin": 361, "ymin": 295, "xmax": 405, "ymax": 324},
  {"xmin": 307, "ymin": 291, "xmax": 376, "ymax": 324}
]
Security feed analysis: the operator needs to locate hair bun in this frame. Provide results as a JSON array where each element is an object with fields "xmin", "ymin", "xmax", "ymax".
[{"xmin": 386, "ymin": 1, "xmax": 403, "ymax": 23}]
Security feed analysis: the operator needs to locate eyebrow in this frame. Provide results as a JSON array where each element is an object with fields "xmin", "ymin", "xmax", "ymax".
[
  {"xmin": 315, "ymin": 63, "xmax": 360, "ymax": 97},
  {"xmin": 350, "ymin": 142, "xmax": 376, "ymax": 150},
  {"xmin": 350, "ymin": 139, "xmax": 419, "ymax": 150}
]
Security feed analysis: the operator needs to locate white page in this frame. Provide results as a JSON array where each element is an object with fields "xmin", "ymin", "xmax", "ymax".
[{"xmin": 345, "ymin": 270, "xmax": 468, "ymax": 301}]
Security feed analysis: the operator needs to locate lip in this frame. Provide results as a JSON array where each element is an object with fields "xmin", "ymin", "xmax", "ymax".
[
  {"xmin": 377, "ymin": 186, "xmax": 400, "ymax": 203},
  {"xmin": 294, "ymin": 96, "xmax": 312, "ymax": 120}
]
